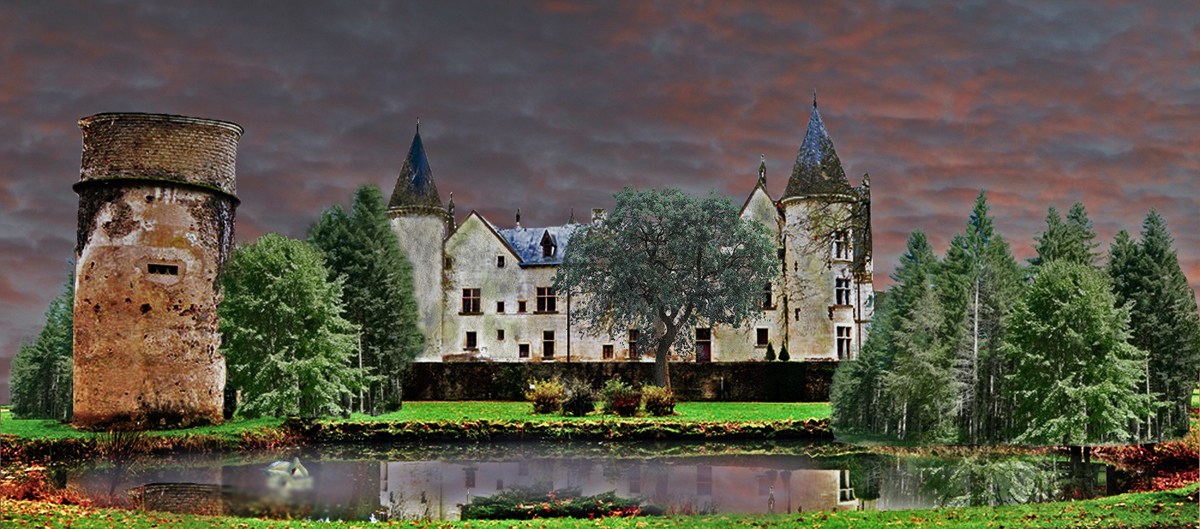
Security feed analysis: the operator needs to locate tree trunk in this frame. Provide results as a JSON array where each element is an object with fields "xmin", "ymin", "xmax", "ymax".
[{"xmin": 654, "ymin": 341, "xmax": 670, "ymax": 389}]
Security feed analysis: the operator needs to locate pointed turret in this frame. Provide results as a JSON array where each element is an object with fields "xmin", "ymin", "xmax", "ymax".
[
  {"xmin": 388, "ymin": 124, "xmax": 443, "ymax": 211},
  {"xmin": 783, "ymin": 98, "xmax": 852, "ymax": 197}
]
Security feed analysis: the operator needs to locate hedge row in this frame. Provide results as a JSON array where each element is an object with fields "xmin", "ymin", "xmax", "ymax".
[
  {"xmin": 403, "ymin": 361, "xmax": 838, "ymax": 402},
  {"xmin": 280, "ymin": 417, "xmax": 833, "ymax": 443}
]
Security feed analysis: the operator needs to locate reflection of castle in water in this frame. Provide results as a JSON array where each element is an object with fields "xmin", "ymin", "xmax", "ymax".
[{"xmin": 379, "ymin": 459, "xmax": 859, "ymax": 520}]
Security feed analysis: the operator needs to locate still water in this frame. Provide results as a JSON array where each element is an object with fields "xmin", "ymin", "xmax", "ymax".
[{"xmin": 63, "ymin": 441, "xmax": 1115, "ymax": 521}]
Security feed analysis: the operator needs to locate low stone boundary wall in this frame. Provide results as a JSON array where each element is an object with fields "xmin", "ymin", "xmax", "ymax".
[{"xmin": 402, "ymin": 361, "xmax": 837, "ymax": 402}]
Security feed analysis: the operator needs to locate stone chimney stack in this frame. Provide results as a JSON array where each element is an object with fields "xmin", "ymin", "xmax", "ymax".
[{"xmin": 73, "ymin": 113, "xmax": 241, "ymax": 429}]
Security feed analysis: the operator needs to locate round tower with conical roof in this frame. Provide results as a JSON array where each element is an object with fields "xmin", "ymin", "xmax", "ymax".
[
  {"xmin": 387, "ymin": 123, "xmax": 452, "ymax": 361},
  {"xmin": 72, "ymin": 112, "xmax": 241, "ymax": 428},
  {"xmin": 779, "ymin": 100, "xmax": 873, "ymax": 360}
]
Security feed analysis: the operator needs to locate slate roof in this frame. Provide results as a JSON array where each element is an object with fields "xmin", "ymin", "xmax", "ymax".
[
  {"xmin": 387, "ymin": 130, "xmax": 443, "ymax": 210},
  {"xmin": 497, "ymin": 223, "xmax": 584, "ymax": 266},
  {"xmin": 783, "ymin": 100, "xmax": 854, "ymax": 198}
]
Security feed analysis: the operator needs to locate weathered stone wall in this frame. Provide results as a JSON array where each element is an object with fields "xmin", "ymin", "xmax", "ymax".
[
  {"xmin": 73, "ymin": 113, "xmax": 240, "ymax": 429},
  {"xmin": 402, "ymin": 361, "xmax": 838, "ymax": 402},
  {"xmin": 390, "ymin": 210, "xmax": 447, "ymax": 361}
]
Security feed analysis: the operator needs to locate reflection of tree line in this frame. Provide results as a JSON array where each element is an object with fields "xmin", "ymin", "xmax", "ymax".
[{"xmin": 847, "ymin": 454, "xmax": 1117, "ymax": 508}]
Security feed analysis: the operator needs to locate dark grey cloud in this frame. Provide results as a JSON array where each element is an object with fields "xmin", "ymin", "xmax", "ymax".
[{"xmin": 2, "ymin": 0, "xmax": 1199, "ymax": 404}]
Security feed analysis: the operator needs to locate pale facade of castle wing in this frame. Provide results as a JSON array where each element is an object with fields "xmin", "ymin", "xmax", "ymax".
[{"xmin": 390, "ymin": 102, "xmax": 873, "ymax": 363}]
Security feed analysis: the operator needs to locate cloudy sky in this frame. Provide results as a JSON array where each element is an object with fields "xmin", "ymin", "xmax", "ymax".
[{"xmin": 2, "ymin": 1, "xmax": 1199, "ymax": 404}]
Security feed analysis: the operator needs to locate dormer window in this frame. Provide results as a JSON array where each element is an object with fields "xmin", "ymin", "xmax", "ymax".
[{"xmin": 540, "ymin": 231, "xmax": 556, "ymax": 258}]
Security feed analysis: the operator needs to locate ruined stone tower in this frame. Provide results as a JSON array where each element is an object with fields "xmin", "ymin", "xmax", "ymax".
[{"xmin": 73, "ymin": 113, "xmax": 242, "ymax": 428}]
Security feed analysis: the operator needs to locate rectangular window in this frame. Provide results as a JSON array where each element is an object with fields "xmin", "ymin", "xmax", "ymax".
[
  {"xmin": 462, "ymin": 288, "xmax": 481, "ymax": 314},
  {"xmin": 628, "ymin": 329, "xmax": 640, "ymax": 359},
  {"xmin": 762, "ymin": 282, "xmax": 773, "ymax": 309},
  {"xmin": 603, "ymin": 344, "xmax": 614, "ymax": 359},
  {"xmin": 837, "ymin": 326, "xmax": 852, "ymax": 360},
  {"xmin": 839, "ymin": 470, "xmax": 855, "ymax": 502},
  {"xmin": 497, "ymin": 255, "xmax": 505, "ymax": 268},
  {"xmin": 777, "ymin": 247, "xmax": 785, "ymax": 260},
  {"xmin": 756, "ymin": 328, "xmax": 769, "ymax": 347},
  {"xmin": 465, "ymin": 331, "xmax": 477, "ymax": 350},
  {"xmin": 519, "ymin": 343, "xmax": 530, "ymax": 358},
  {"xmin": 465, "ymin": 468, "xmax": 476, "ymax": 489},
  {"xmin": 836, "ymin": 278, "xmax": 851, "ymax": 305},
  {"xmin": 834, "ymin": 231, "xmax": 849, "ymax": 260},
  {"xmin": 497, "ymin": 329, "xmax": 505, "ymax": 341},
  {"xmin": 518, "ymin": 300, "xmax": 527, "ymax": 313},
  {"xmin": 695, "ymin": 328, "xmax": 712, "ymax": 363},
  {"xmin": 536, "ymin": 287, "xmax": 557, "ymax": 313},
  {"xmin": 147, "ymin": 264, "xmax": 179, "ymax": 275},
  {"xmin": 496, "ymin": 479, "xmax": 504, "ymax": 491},
  {"xmin": 445, "ymin": 257, "xmax": 453, "ymax": 269},
  {"xmin": 497, "ymin": 301, "xmax": 505, "ymax": 313},
  {"xmin": 543, "ymin": 330, "xmax": 555, "ymax": 358}
]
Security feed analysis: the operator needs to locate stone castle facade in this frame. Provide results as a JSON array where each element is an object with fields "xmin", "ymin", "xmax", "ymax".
[{"xmin": 389, "ymin": 102, "xmax": 873, "ymax": 363}]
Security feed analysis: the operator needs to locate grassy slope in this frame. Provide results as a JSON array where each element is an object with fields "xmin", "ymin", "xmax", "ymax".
[
  {"xmin": 4, "ymin": 484, "xmax": 1197, "ymax": 529},
  {"xmin": 1, "ymin": 402, "xmax": 829, "ymax": 440}
]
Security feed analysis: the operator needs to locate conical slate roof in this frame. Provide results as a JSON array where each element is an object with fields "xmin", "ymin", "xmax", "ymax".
[
  {"xmin": 783, "ymin": 100, "xmax": 852, "ymax": 197},
  {"xmin": 388, "ymin": 129, "xmax": 443, "ymax": 210}
]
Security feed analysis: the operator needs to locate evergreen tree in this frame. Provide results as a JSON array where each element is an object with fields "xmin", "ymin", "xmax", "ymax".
[
  {"xmin": 778, "ymin": 343, "xmax": 790, "ymax": 362},
  {"xmin": 219, "ymin": 233, "xmax": 366, "ymax": 419},
  {"xmin": 1029, "ymin": 202, "xmax": 1100, "ymax": 269},
  {"xmin": 10, "ymin": 267, "xmax": 74, "ymax": 420},
  {"xmin": 309, "ymin": 185, "xmax": 424, "ymax": 413},
  {"xmin": 764, "ymin": 342, "xmax": 776, "ymax": 361},
  {"xmin": 882, "ymin": 273, "xmax": 958, "ymax": 442},
  {"xmin": 1003, "ymin": 261, "xmax": 1151, "ymax": 449},
  {"xmin": 937, "ymin": 191, "xmax": 1023, "ymax": 443},
  {"xmin": 832, "ymin": 231, "xmax": 939, "ymax": 439},
  {"xmin": 1108, "ymin": 210, "xmax": 1200, "ymax": 441}
]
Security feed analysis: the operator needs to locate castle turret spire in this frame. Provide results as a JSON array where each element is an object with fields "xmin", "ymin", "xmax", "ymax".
[
  {"xmin": 782, "ymin": 100, "xmax": 851, "ymax": 198},
  {"xmin": 387, "ymin": 123, "xmax": 443, "ymax": 210},
  {"xmin": 758, "ymin": 154, "xmax": 767, "ymax": 186}
]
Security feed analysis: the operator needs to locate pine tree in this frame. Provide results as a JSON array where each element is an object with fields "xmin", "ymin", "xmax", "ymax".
[
  {"xmin": 219, "ymin": 234, "xmax": 366, "ymax": 419},
  {"xmin": 1003, "ymin": 261, "xmax": 1151, "ymax": 449},
  {"xmin": 1108, "ymin": 210, "xmax": 1200, "ymax": 441},
  {"xmin": 309, "ymin": 185, "xmax": 424, "ymax": 413},
  {"xmin": 937, "ymin": 191, "xmax": 1023, "ymax": 443},
  {"xmin": 778, "ymin": 344, "xmax": 790, "ymax": 362},
  {"xmin": 1029, "ymin": 202, "xmax": 1100, "ymax": 270},
  {"xmin": 10, "ymin": 267, "xmax": 74, "ymax": 421},
  {"xmin": 883, "ymin": 274, "xmax": 958, "ymax": 442}
]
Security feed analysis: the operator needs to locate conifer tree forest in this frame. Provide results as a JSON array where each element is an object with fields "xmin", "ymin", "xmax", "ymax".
[
  {"xmin": 831, "ymin": 193, "xmax": 1200, "ymax": 447},
  {"xmin": 9, "ymin": 267, "xmax": 74, "ymax": 420}
]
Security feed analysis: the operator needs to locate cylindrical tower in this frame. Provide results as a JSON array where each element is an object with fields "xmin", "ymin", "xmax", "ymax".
[{"xmin": 72, "ymin": 112, "xmax": 241, "ymax": 429}]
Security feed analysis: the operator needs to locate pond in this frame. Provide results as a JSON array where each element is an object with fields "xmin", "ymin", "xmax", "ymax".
[{"xmin": 61, "ymin": 441, "xmax": 1120, "ymax": 521}]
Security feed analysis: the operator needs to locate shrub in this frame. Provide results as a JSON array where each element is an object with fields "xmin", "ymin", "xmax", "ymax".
[
  {"xmin": 778, "ymin": 344, "xmax": 790, "ymax": 362},
  {"xmin": 561, "ymin": 378, "xmax": 596, "ymax": 417},
  {"xmin": 525, "ymin": 378, "xmax": 565, "ymax": 414},
  {"xmin": 643, "ymin": 386, "xmax": 676, "ymax": 416},
  {"xmin": 461, "ymin": 483, "xmax": 646, "ymax": 519},
  {"xmin": 601, "ymin": 379, "xmax": 641, "ymax": 417},
  {"xmin": 764, "ymin": 343, "xmax": 776, "ymax": 361}
]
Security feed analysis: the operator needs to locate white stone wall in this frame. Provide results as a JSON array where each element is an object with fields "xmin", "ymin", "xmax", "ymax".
[{"xmin": 391, "ymin": 213, "xmax": 446, "ymax": 361}]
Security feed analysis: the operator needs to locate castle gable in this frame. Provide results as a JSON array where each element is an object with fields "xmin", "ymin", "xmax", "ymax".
[
  {"xmin": 738, "ymin": 182, "xmax": 782, "ymax": 238},
  {"xmin": 445, "ymin": 211, "xmax": 521, "ymax": 261}
]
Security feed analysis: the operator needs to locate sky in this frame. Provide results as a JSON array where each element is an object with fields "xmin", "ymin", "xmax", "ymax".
[{"xmin": 2, "ymin": 1, "xmax": 1199, "ymax": 405}]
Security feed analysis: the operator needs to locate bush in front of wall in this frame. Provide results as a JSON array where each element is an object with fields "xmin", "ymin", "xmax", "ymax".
[
  {"xmin": 764, "ymin": 342, "xmax": 776, "ymax": 361},
  {"xmin": 525, "ymin": 378, "xmax": 565, "ymax": 414},
  {"xmin": 561, "ymin": 378, "xmax": 596, "ymax": 417},
  {"xmin": 642, "ymin": 386, "xmax": 676, "ymax": 416},
  {"xmin": 601, "ymin": 379, "xmax": 641, "ymax": 417},
  {"xmin": 778, "ymin": 344, "xmax": 790, "ymax": 362}
]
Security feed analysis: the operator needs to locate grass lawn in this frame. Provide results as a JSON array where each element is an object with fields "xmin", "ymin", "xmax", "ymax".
[
  {"xmin": 1, "ymin": 402, "xmax": 830, "ymax": 441},
  {"xmin": 4, "ymin": 483, "xmax": 1197, "ymax": 529}
]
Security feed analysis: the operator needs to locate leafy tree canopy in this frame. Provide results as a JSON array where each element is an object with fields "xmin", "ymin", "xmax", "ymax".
[
  {"xmin": 554, "ymin": 187, "xmax": 779, "ymax": 388},
  {"xmin": 219, "ymin": 233, "xmax": 366, "ymax": 419}
]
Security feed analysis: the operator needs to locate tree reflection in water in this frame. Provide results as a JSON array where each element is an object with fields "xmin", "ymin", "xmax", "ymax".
[{"xmin": 913, "ymin": 456, "xmax": 1101, "ymax": 507}]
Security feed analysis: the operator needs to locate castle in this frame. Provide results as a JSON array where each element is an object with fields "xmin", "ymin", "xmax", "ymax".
[{"xmin": 389, "ymin": 102, "xmax": 873, "ymax": 363}]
